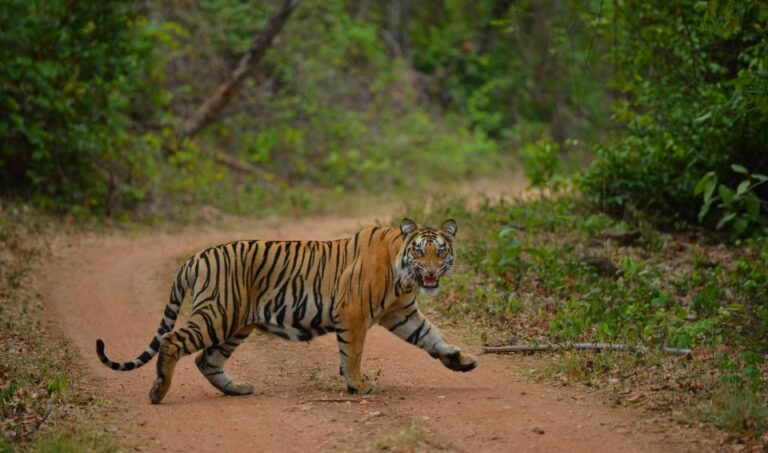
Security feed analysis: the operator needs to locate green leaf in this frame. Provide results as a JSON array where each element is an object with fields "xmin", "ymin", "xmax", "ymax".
[
  {"xmin": 694, "ymin": 171, "xmax": 716, "ymax": 196},
  {"xmin": 732, "ymin": 217, "xmax": 748, "ymax": 236},
  {"xmin": 716, "ymin": 212, "xmax": 737, "ymax": 230},
  {"xmin": 694, "ymin": 111, "xmax": 711, "ymax": 123},
  {"xmin": 498, "ymin": 227, "xmax": 516, "ymax": 239},
  {"xmin": 752, "ymin": 173, "xmax": 768, "ymax": 183},
  {"xmin": 744, "ymin": 193, "xmax": 760, "ymax": 218},
  {"xmin": 704, "ymin": 178, "xmax": 718, "ymax": 205},
  {"xmin": 731, "ymin": 164, "xmax": 748, "ymax": 174},
  {"xmin": 698, "ymin": 198, "xmax": 715, "ymax": 222},
  {"xmin": 719, "ymin": 185, "xmax": 735, "ymax": 206},
  {"xmin": 736, "ymin": 180, "xmax": 750, "ymax": 196}
]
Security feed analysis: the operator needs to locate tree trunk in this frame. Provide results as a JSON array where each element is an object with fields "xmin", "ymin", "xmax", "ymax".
[
  {"xmin": 179, "ymin": 0, "xmax": 301, "ymax": 139},
  {"xmin": 355, "ymin": 0, "xmax": 373, "ymax": 20},
  {"xmin": 382, "ymin": 0, "xmax": 412, "ymax": 63}
]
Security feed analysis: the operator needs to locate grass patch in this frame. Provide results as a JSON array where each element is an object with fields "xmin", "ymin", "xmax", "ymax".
[
  {"xmin": 0, "ymin": 203, "xmax": 117, "ymax": 450},
  {"xmin": 697, "ymin": 353, "xmax": 768, "ymax": 437},
  {"xmin": 3, "ymin": 426, "xmax": 121, "ymax": 453},
  {"xmin": 371, "ymin": 419, "xmax": 432, "ymax": 452},
  {"xmin": 703, "ymin": 385, "xmax": 768, "ymax": 434}
]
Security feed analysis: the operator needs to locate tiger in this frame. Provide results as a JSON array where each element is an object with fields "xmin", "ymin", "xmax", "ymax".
[{"xmin": 96, "ymin": 218, "xmax": 477, "ymax": 404}]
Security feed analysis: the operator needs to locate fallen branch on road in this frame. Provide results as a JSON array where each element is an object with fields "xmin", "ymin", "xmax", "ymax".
[{"xmin": 482, "ymin": 342, "xmax": 691, "ymax": 356}]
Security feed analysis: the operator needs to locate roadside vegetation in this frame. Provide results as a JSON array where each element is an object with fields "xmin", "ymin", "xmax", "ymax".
[
  {"xmin": 0, "ymin": 206, "xmax": 120, "ymax": 451},
  {"xmin": 411, "ymin": 193, "xmax": 767, "ymax": 444},
  {"xmin": 406, "ymin": 2, "xmax": 768, "ymax": 441},
  {"xmin": 405, "ymin": 1, "xmax": 768, "ymax": 447}
]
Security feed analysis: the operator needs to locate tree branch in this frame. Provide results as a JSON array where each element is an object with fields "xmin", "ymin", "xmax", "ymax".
[
  {"xmin": 206, "ymin": 149, "xmax": 282, "ymax": 194},
  {"xmin": 482, "ymin": 343, "xmax": 692, "ymax": 356},
  {"xmin": 179, "ymin": 0, "xmax": 301, "ymax": 139}
]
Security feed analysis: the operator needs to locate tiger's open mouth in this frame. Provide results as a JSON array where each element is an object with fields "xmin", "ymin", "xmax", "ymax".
[{"xmin": 419, "ymin": 275, "xmax": 439, "ymax": 289}]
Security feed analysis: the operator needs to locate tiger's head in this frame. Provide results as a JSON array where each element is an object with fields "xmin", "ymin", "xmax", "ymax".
[{"xmin": 398, "ymin": 218, "xmax": 457, "ymax": 295}]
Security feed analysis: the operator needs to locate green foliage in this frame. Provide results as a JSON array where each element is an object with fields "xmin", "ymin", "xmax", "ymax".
[
  {"xmin": 412, "ymin": 195, "xmax": 768, "ymax": 353},
  {"xmin": 410, "ymin": 194, "xmax": 768, "ymax": 438},
  {"xmin": 46, "ymin": 376, "xmax": 67, "ymax": 398},
  {"xmin": 721, "ymin": 353, "xmax": 764, "ymax": 394},
  {"xmin": 408, "ymin": 0, "xmax": 611, "ymax": 142},
  {"xmin": 0, "ymin": 206, "xmax": 116, "ymax": 448},
  {"xmin": 695, "ymin": 165, "xmax": 768, "ymax": 237},
  {"xmin": 0, "ymin": 1, "xmax": 173, "ymax": 214},
  {"xmin": 520, "ymin": 137, "xmax": 564, "ymax": 190},
  {"xmin": 699, "ymin": 353, "xmax": 768, "ymax": 433},
  {"xmin": 0, "ymin": 0, "xmax": 503, "ymax": 217},
  {"xmin": 581, "ymin": 0, "xmax": 768, "ymax": 234},
  {"xmin": 159, "ymin": 0, "xmax": 499, "ymax": 195},
  {"xmin": 6, "ymin": 0, "xmax": 765, "ymax": 231}
]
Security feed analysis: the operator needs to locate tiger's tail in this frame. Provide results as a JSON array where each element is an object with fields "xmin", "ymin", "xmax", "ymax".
[{"xmin": 96, "ymin": 262, "xmax": 190, "ymax": 371}]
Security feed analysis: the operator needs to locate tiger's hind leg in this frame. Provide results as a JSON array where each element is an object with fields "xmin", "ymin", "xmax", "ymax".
[
  {"xmin": 149, "ymin": 310, "xmax": 225, "ymax": 404},
  {"xmin": 195, "ymin": 325, "xmax": 255, "ymax": 396}
]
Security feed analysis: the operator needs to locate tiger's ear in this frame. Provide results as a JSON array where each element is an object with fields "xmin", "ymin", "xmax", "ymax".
[
  {"xmin": 441, "ymin": 219, "xmax": 457, "ymax": 237},
  {"xmin": 400, "ymin": 218, "xmax": 418, "ymax": 236}
]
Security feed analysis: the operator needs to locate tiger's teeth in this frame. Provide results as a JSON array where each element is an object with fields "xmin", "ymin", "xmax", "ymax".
[{"xmin": 422, "ymin": 276, "xmax": 438, "ymax": 287}]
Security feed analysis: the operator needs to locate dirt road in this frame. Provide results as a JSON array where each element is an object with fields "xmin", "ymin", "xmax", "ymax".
[{"xmin": 39, "ymin": 192, "xmax": 693, "ymax": 452}]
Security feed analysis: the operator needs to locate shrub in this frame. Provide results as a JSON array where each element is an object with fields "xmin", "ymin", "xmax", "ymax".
[
  {"xmin": 581, "ymin": 0, "xmax": 768, "ymax": 235},
  {"xmin": 0, "ymin": 1, "xmax": 171, "ymax": 214}
]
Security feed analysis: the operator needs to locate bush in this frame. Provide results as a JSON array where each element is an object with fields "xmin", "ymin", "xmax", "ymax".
[
  {"xmin": 581, "ymin": 0, "xmax": 768, "ymax": 236},
  {"xmin": 0, "ymin": 1, "xmax": 171, "ymax": 214}
]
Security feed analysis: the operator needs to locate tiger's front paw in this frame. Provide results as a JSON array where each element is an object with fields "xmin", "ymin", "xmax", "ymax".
[
  {"xmin": 440, "ymin": 350, "xmax": 478, "ymax": 372},
  {"xmin": 346, "ymin": 383, "xmax": 380, "ymax": 395}
]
